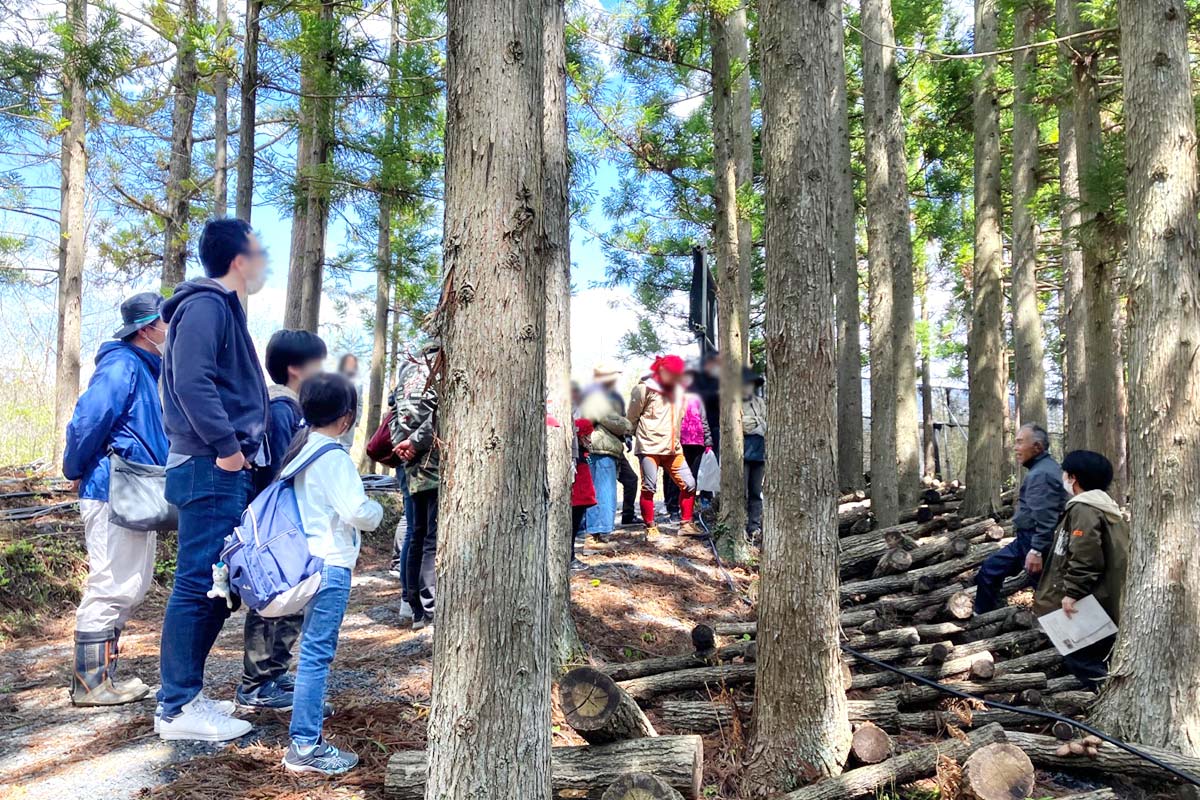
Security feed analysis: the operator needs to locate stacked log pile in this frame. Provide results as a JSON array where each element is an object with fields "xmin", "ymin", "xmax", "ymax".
[{"xmin": 385, "ymin": 485, "xmax": 1197, "ymax": 798}]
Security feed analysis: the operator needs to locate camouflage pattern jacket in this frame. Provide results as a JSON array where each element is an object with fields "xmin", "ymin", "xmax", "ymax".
[{"xmin": 388, "ymin": 360, "xmax": 440, "ymax": 494}]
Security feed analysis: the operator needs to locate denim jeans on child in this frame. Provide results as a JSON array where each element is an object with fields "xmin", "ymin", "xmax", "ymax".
[
  {"xmin": 585, "ymin": 453, "xmax": 618, "ymax": 534},
  {"xmin": 157, "ymin": 456, "xmax": 253, "ymax": 719},
  {"xmin": 290, "ymin": 564, "xmax": 353, "ymax": 745}
]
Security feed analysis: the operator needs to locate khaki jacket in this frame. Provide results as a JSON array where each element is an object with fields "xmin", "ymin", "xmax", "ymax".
[
  {"xmin": 628, "ymin": 379, "xmax": 684, "ymax": 456},
  {"xmin": 579, "ymin": 385, "xmax": 631, "ymax": 458},
  {"xmin": 1033, "ymin": 490, "xmax": 1129, "ymax": 624}
]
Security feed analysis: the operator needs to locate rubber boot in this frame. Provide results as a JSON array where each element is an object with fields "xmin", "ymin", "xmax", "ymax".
[
  {"xmin": 109, "ymin": 627, "xmax": 150, "ymax": 696},
  {"xmin": 71, "ymin": 630, "xmax": 150, "ymax": 707}
]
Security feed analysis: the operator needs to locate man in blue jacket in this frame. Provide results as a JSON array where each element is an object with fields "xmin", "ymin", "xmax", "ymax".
[
  {"xmin": 63, "ymin": 292, "xmax": 169, "ymax": 707},
  {"xmin": 155, "ymin": 218, "xmax": 269, "ymax": 742},
  {"xmin": 974, "ymin": 423, "xmax": 1069, "ymax": 613}
]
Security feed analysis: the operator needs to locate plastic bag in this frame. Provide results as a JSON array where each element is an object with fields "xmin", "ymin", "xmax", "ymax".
[{"xmin": 696, "ymin": 449, "xmax": 720, "ymax": 494}]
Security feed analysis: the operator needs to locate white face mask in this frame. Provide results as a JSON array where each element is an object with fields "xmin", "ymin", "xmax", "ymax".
[
  {"xmin": 1062, "ymin": 475, "xmax": 1075, "ymax": 495},
  {"xmin": 245, "ymin": 265, "xmax": 268, "ymax": 296}
]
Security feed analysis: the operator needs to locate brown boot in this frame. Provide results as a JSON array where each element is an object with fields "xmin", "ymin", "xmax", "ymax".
[
  {"xmin": 71, "ymin": 631, "xmax": 150, "ymax": 707},
  {"xmin": 108, "ymin": 628, "xmax": 150, "ymax": 696},
  {"xmin": 677, "ymin": 521, "xmax": 705, "ymax": 537}
]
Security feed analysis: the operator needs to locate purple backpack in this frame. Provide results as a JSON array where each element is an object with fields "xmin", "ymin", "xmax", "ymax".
[{"xmin": 220, "ymin": 443, "xmax": 341, "ymax": 616}]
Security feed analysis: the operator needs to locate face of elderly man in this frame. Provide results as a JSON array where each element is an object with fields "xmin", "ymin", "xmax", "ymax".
[{"xmin": 1014, "ymin": 424, "xmax": 1045, "ymax": 466}]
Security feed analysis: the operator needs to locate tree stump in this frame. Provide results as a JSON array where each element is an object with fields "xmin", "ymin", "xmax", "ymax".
[
  {"xmin": 560, "ymin": 667, "xmax": 658, "ymax": 744},
  {"xmin": 850, "ymin": 722, "xmax": 893, "ymax": 764},
  {"xmin": 962, "ymin": 742, "xmax": 1035, "ymax": 800},
  {"xmin": 601, "ymin": 772, "xmax": 685, "ymax": 800}
]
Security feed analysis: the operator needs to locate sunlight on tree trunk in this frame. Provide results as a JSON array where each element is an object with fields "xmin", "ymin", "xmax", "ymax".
[{"xmin": 161, "ymin": 0, "xmax": 198, "ymax": 290}]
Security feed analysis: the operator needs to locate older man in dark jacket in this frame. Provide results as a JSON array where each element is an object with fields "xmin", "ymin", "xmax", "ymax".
[{"xmin": 973, "ymin": 423, "xmax": 1069, "ymax": 614}]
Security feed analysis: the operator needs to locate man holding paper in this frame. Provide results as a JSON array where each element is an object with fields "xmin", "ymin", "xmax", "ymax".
[{"xmin": 1033, "ymin": 450, "xmax": 1129, "ymax": 688}]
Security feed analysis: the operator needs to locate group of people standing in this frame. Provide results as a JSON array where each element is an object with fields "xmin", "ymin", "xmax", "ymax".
[
  {"xmin": 572, "ymin": 351, "xmax": 768, "ymax": 556},
  {"xmin": 63, "ymin": 219, "xmax": 381, "ymax": 774}
]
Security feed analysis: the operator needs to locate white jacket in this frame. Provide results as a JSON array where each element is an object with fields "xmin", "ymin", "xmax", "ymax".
[{"xmin": 281, "ymin": 432, "xmax": 383, "ymax": 570}]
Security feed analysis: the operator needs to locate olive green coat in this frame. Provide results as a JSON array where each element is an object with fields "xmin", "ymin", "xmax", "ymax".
[{"xmin": 1033, "ymin": 490, "xmax": 1129, "ymax": 624}]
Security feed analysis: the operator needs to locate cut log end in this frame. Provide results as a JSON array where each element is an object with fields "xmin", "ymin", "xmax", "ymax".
[
  {"xmin": 850, "ymin": 721, "xmax": 893, "ymax": 765},
  {"xmin": 690, "ymin": 624, "xmax": 716, "ymax": 656},
  {"xmin": 970, "ymin": 655, "xmax": 996, "ymax": 681},
  {"xmin": 928, "ymin": 642, "xmax": 954, "ymax": 664},
  {"xmin": 945, "ymin": 591, "xmax": 976, "ymax": 620},
  {"xmin": 601, "ymin": 772, "xmax": 685, "ymax": 800},
  {"xmin": 962, "ymin": 742, "xmax": 1035, "ymax": 800},
  {"xmin": 559, "ymin": 667, "xmax": 658, "ymax": 745}
]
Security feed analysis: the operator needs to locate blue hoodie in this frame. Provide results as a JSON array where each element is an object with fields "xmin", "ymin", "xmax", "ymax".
[
  {"xmin": 160, "ymin": 278, "xmax": 269, "ymax": 460},
  {"xmin": 63, "ymin": 341, "xmax": 169, "ymax": 501}
]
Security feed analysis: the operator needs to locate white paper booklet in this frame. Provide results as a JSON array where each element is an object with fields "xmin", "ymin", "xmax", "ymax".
[{"xmin": 1037, "ymin": 594, "xmax": 1118, "ymax": 656}]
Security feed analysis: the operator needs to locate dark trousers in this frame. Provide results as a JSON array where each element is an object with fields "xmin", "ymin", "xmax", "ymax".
[
  {"xmin": 974, "ymin": 530, "xmax": 1039, "ymax": 614},
  {"xmin": 158, "ymin": 457, "xmax": 252, "ymax": 719},
  {"xmin": 241, "ymin": 610, "xmax": 302, "ymax": 691},
  {"xmin": 571, "ymin": 506, "xmax": 587, "ymax": 563},
  {"xmin": 616, "ymin": 455, "xmax": 638, "ymax": 524},
  {"xmin": 745, "ymin": 459, "xmax": 765, "ymax": 533},
  {"xmin": 664, "ymin": 445, "xmax": 706, "ymax": 515},
  {"xmin": 392, "ymin": 469, "xmax": 416, "ymax": 596},
  {"xmin": 406, "ymin": 489, "xmax": 438, "ymax": 621},
  {"xmin": 1063, "ymin": 635, "xmax": 1115, "ymax": 690}
]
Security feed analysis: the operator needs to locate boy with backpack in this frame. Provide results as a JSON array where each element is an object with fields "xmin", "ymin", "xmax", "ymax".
[
  {"xmin": 237, "ymin": 329, "xmax": 327, "ymax": 710},
  {"xmin": 278, "ymin": 373, "xmax": 383, "ymax": 774}
]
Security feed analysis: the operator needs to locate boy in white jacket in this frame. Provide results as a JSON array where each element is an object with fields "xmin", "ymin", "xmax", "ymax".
[{"xmin": 279, "ymin": 373, "xmax": 383, "ymax": 775}]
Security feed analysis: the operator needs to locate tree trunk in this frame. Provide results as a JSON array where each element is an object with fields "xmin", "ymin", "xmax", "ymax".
[
  {"xmin": 162, "ymin": 0, "xmax": 199, "ymax": 289},
  {"xmin": 425, "ymin": 2, "xmax": 551, "ymax": 799},
  {"xmin": 286, "ymin": 0, "xmax": 335, "ymax": 332},
  {"xmin": 213, "ymin": 0, "xmax": 229, "ymax": 217},
  {"xmin": 1056, "ymin": 0, "xmax": 1086, "ymax": 452},
  {"xmin": 860, "ymin": 0, "xmax": 898, "ymax": 526},
  {"xmin": 833, "ymin": 7, "xmax": 864, "ymax": 493},
  {"xmin": 1010, "ymin": 5, "xmax": 1048, "ymax": 430},
  {"xmin": 963, "ymin": 0, "xmax": 1005, "ymax": 517},
  {"xmin": 920, "ymin": 280, "xmax": 936, "ymax": 478},
  {"xmin": 747, "ymin": 0, "xmax": 852, "ymax": 789},
  {"xmin": 54, "ymin": 0, "xmax": 87, "ymax": 466},
  {"xmin": 543, "ymin": 0, "xmax": 584, "ymax": 666},
  {"xmin": 1093, "ymin": 0, "xmax": 1200, "ymax": 757},
  {"xmin": 235, "ymin": 0, "xmax": 260, "ymax": 222},
  {"xmin": 1072, "ymin": 7, "xmax": 1127, "ymax": 499},
  {"xmin": 711, "ymin": 5, "xmax": 752, "ymax": 562}
]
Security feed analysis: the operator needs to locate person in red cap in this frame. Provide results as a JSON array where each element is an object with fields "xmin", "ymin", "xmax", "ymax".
[{"xmin": 627, "ymin": 354, "xmax": 701, "ymax": 536}]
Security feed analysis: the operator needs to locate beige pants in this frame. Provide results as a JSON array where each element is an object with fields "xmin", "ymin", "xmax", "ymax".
[{"xmin": 75, "ymin": 499, "xmax": 157, "ymax": 633}]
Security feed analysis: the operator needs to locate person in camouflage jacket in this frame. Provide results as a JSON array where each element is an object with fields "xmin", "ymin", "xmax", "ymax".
[{"xmin": 388, "ymin": 343, "xmax": 440, "ymax": 629}]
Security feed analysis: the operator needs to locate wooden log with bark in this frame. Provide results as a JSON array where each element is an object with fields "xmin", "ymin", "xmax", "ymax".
[
  {"xmin": 898, "ymin": 708, "xmax": 1048, "ymax": 733},
  {"xmin": 1051, "ymin": 791, "xmax": 1117, "ymax": 800},
  {"xmin": 604, "ymin": 640, "xmax": 752, "ymax": 682},
  {"xmin": 849, "ymin": 722, "xmax": 893, "ymax": 764},
  {"xmin": 710, "ymin": 607, "xmax": 877, "ymax": 639},
  {"xmin": 618, "ymin": 663, "xmax": 756, "ymax": 701},
  {"xmin": 912, "ymin": 606, "xmax": 1034, "ymax": 642},
  {"xmin": 385, "ymin": 736, "xmax": 704, "ymax": 799},
  {"xmin": 961, "ymin": 742, "xmax": 1035, "ymax": 800},
  {"xmin": 891, "ymin": 672, "xmax": 1047, "ymax": 706},
  {"xmin": 1007, "ymin": 730, "xmax": 1200, "ymax": 782},
  {"xmin": 849, "ymin": 650, "xmax": 995, "ymax": 690},
  {"xmin": 601, "ymin": 773, "xmax": 684, "ymax": 800},
  {"xmin": 994, "ymin": 648, "xmax": 1062, "ymax": 676},
  {"xmin": 841, "ymin": 541, "xmax": 1001, "ymax": 601},
  {"xmin": 559, "ymin": 667, "xmax": 658, "ymax": 744},
  {"xmin": 657, "ymin": 698, "xmax": 900, "ymax": 734},
  {"xmin": 779, "ymin": 723, "xmax": 1007, "ymax": 800},
  {"xmin": 843, "ymin": 626, "xmax": 920, "ymax": 650}
]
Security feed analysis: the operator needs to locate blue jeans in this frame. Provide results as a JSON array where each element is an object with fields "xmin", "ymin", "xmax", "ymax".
[
  {"xmin": 290, "ymin": 564, "xmax": 353, "ymax": 745},
  {"xmin": 393, "ymin": 470, "xmax": 416, "ymax": 596},
  {"xmin": 974, "ymin": 530, "xmax": 1040, "ymax": 614},
  {"xmin": 158, "ymin": 457, "xmax": 253, "ymax": 718},
  {"xmin": 585, "ymin": 454, "xmax": 618, "ymax": 534}
]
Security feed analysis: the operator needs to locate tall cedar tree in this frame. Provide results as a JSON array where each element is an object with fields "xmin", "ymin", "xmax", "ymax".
[
  {"xmin": 1094, "ymin": 0, "xmax": 1200, "ymax": 755},
  {"xmin": 711, "ymin": 2, "xmax": 752, "ymax": 561},
  {"xmin": 54, "ymin": 0, "xmax": 87, "ymax": 465},
  {"xmin": 424, "ymin": 1, "xmax": 552, "ymax": 798},
  {"xmin": 544, "ymin": 0, "xmax": 585, "ymax": 665},
  {"xmin": 162, "ymin": 0, "xmax": 199, "ymax": 289},
  {"xmin": 235, "ymin": 0, "xmax": 261, "ymax": 222},
  {"xmin": 963, "ymin": 0, "xmax": 1005, "ymax": 516},
  {"xmin": 747, "ymin": 0, "xmax": 852, "ymax": 789},
  {"xmin": 1010, "ymin": 3, "xmax": 1048, "ymax": 431}
]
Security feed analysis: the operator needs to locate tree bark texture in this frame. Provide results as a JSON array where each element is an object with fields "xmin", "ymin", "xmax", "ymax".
[
  {"xmin": 543, "ymin": 0, "xmax": 584, "ymax": 666},
  {"xmin": 1055, "ymin": 0, "xmax": 1087, "ymax": 452},
  {"xmin": 711, "ymin": 5, "xmax": 752, "ymax": 561},
  {"xmin": 424, "ymin": 2, "xmax": 551, "ymax": 799},
  {"xmin": 162, "ymin": 0, "xmax": 199, "ymax": 289},
  {"xmin": 920, "ymin": 286, "xmax": 937, "ymax": 477},
  {"xmin": 213, "ymin": 0, "xmax": 229, "ymax": 217},
  {"xmin": 1093, "ymin": 0, "xmax": 1200, "ymax": 758},
  {"xmin": 235, "ymin": 0, "xmax": 260, "ymax": 222},
  {"xmin": 963, "ymin": 0, "xmax": 1005, "ymax": 517},
  {"xmin": 1072, "ymin": 5, "xmax": 1127, "ymax": 498},
  {"xmin": 860, "ymin": 0, "xmax": 898, "ymax": 526},
  {"xmin": 833, "ymin": 5, "xmax": 864, "ymax": 492},
  {"xmin": 748, "ymin": 0, "xmax": 853, "ymax": 789},
  {"xmin": 1010, "ymin": 5, "xmax": 1048, "ymax": 431},
  {"xmin": 54, "ymin": 0, "xmax": 87, "ymax": 466}
]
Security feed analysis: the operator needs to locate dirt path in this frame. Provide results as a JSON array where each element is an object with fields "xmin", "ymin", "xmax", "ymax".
[{"xmin": 0, "ymin": 526, "xmax": 751, "ymax": 800}]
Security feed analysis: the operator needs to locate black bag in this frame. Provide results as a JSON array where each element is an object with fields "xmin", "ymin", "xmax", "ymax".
[{"xmin": 108, "ymin": 451, "xmax": 177, "ymax": 532}]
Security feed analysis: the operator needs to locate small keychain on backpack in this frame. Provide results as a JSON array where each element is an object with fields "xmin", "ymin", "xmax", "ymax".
[{"xmin": 207, "ymin": 561, "xmax": 234, "ymax": 609}]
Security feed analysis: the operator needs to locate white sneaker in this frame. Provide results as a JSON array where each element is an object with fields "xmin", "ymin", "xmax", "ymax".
[
  {"xmin": 398, "ymin": 600, "xmax": 414, "ymax": 621},
  {"xmin": 158, "ymin": 704, "xmax": 252, "ymax": 742},
  {"xmin": 153, "ymin": 691, "xmax": 238, "ymax": 733}
]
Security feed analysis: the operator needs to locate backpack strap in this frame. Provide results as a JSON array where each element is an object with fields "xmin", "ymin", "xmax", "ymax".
[{"xmin": 282, "ymin": 442, "xmax": 345, "ymax": 482}]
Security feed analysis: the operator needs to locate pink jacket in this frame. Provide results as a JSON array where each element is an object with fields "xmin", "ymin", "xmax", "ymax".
[{"xmin": 679, "ymin": 393, "xmax": 712, "ymax": 447}]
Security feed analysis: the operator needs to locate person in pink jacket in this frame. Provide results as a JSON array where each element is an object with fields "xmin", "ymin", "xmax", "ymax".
[{"xmin": 664, "ymin": 362, "xmax": 712, "ymax": 521}]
